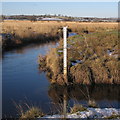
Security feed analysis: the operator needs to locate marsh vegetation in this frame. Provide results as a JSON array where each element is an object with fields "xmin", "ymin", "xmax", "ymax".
[
  {"xmin": 1, "ymin": 20, "xmax": 118, "ymax": 51},
  {"xmin": 38, "ymin": 23, "xmax": 119, "ymax": 84}
]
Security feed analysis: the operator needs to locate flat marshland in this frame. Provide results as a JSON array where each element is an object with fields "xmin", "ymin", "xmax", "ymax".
[{"xmin": 1, "ymin": 20, "xmax": 118, "ymax": 51}]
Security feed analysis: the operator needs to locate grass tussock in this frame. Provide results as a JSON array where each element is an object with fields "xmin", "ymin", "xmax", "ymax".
[
  {"xmin": 70, "ymin": 64, "xmax": 91, "ymax": 84},
  {"xmin": 88, "ymin": 99, "xmax": 98, "ymax": 108},
  {"xmin": 70, "ymin": 104, "xmax": 87, "ymax": 113},
  {"xmin": 14, "ymin": 101, "xmax": 44, "ymax": 119},
  {"xmin": 20, "ymin": 107, "xmax": 44, "ymax": 119}
]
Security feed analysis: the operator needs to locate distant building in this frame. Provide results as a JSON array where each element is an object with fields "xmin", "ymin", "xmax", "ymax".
[{"xmin": 37, "ymin": 17, "xmax": 63, "ymax": 21}]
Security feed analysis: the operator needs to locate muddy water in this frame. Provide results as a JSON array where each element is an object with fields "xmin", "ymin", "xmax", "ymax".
[{"xmin": 2, "ymin": 39, "xmax": 120, "ymax": 118}]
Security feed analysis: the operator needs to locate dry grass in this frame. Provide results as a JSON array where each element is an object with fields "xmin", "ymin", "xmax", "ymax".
[
  {"xmin": 2, "ymin": 20, "xmax": 118, "ymax": 35},
  {"xmin": 45, "ymin": 48, "xmax": 64, "ymax": 84},
  {"xmin": 88, "ymin": 99, "xmax": 98, "ymax": 108},
  {"xmin": 39, "ymin": 27, "xmax": 119, "ymax": 84},
  {"xmin": 70, "ymin": 104, "xmax": 87, "ymax": 113},
  {"xmin": 20, "ymin": 107, "xmax": 44, "ymax": 119},
  {"xmin": 14, "ymin": 101, "xmax": 44, "ymax": 119},
  {"xmin": 2, "ymin": 20, "xmax": 59, "ymax": 36},
  {"xmin": 68, "ymin": 30, "xmax": 119, "ymax": 84},
  {"xmin": 1, "ymin": 20, "xmax": 118, "ymax": 51}
]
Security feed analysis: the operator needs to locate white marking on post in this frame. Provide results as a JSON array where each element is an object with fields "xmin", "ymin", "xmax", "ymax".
[{"xmin": 63, "ymin": 27, "xmax": 68, "ymax": 83}]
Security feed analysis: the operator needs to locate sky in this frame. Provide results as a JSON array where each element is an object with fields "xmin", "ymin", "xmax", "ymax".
[{"xmin": 2, "ymin": 2, "xmax": 118, "ymax": 18}]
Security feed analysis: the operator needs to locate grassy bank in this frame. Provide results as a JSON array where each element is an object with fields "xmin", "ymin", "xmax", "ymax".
[
  {"xmin": 1, "ymin": 20, "xmax": 117, "ymax": 51},
  {"xmin": 38, "ymin": 26, "xmax": 119, "ymax": 85},
  {"xmin": 15, "ymin": 101, "xmax": 120, "ymax": 119},
  {"xmin": 1, "ymin": 20, "xmax": 61, "ymax": 51}
]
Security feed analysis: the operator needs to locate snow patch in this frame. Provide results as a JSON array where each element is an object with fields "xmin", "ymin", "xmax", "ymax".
[{"xmin": 41, "ymin": 108, "xmax": 120, "ymax": 119}]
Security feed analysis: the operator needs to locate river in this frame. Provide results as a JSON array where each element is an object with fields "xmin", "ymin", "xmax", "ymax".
[
  {"xmin": 2, "ymin": 42, "xmax": 58, "ymax": 118},
  {"xmin": 2, "ymin": 41, "xmax": 120, "ymax": 118}
]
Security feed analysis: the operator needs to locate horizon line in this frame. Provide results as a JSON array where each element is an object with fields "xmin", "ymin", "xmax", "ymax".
[{"xmin": 2, "ymin": 14, "xmax": 118, "ymax": 18}]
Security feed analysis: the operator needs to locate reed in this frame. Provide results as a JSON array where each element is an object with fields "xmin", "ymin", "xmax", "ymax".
[{"xmin": 13, "ymin": 101, "xmax": 44, "ymax": 119}]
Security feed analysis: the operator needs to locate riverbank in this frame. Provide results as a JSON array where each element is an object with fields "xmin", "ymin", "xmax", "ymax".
[
  {"xmin": 1, "ymin": 33, "xmax": 59, "ymax": 52},
  {"xmin": 41, "ymin": 108, "xmax": 120, "ymax": 119},
  {"xmin": 17, "ymin": 102, "xmax": 120, "ymax": 119},
  {"xmin": 38, "ymin": 29, "xmax": 119, "ymax": 85},
  {"xmin": 1, "ymin": 20, "xmax": 61, "ymax": 51},
  {"xmin": 15, "ymin": 102, "xmax": 120, "ymax": 119}
]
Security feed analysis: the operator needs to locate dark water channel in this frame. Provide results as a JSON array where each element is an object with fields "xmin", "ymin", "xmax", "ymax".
[
  {"xmin": 2, "ymin": 42, "xmax": 58, "ymax": 118},
  {"xmin": 2, "ymin": 37, "xmax": 120, "ymax": 118}
]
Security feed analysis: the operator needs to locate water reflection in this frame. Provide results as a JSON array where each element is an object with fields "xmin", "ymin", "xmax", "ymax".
[
  {"xmin": 2, "ymin": 41, "xmax": 57, "ymax": 58},
  {"xmin": 48, "ymin": 84, "xmax": 120, "ymax": 111}
]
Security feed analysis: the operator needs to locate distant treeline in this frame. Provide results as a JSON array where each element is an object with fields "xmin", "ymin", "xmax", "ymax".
[
  {"xmin": 1, "ymin": 15, "xmax": 118, "ymax": 22},
  {"xmin": 1, "ymin": 15, "xmax": 75, "ymax": 21}
]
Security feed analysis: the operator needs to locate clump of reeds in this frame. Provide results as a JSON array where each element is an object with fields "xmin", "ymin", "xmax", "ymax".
[
  {"xmin": 70, "ymin": 104, "xmax": 87, "ymax": 113},
  {"xmin": 88, "ymin": 99, "xmax": 98, "ymax": 108},
  {"xmin": 20, "ymin": 107, "xmax": 44, "ymax": 119},
  {"xmin": 14, "ymin": 101, "xmax": 44, "ymax": 119}
]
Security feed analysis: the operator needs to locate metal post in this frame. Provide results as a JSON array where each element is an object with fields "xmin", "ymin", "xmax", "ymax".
[{"xmin": 63, "ymin": 27, "xmax": 68, "ymax": 84}]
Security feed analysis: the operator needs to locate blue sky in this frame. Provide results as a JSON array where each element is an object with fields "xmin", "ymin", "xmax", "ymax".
[{"xmin": 2, "ymin": 2, "xmax": 118, "ymax": 18}]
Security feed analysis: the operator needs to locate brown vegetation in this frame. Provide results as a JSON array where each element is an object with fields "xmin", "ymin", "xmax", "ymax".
[
  {"xmin": 20, "ymin": 107, "xmax": 44, "ymax": 119},
  {"xmin": 38, "ymin": 24, "xmax": 119, "ymax": 84},
  {"xmin": 1, "ymin": 20, "xmax": 118, "ymax": 51},
  {"xmin": 14, "ymin": 101, "xmax": 44, "ymax": 119},
  {"xmin": 70, "ymin": 104, "xmax": 87, "ymax": 113}
]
